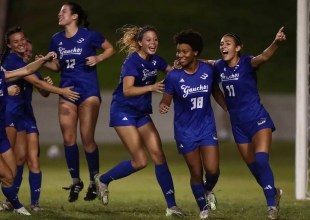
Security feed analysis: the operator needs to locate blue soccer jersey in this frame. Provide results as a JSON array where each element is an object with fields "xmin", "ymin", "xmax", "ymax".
[
  {"xmin": 1, "ymin": 52, "xmax": 26, "ymax": 112},
  {"xmin": 110, "ymin": 52, "xmax": 168, "ymax": 117},
  {"xmin": 0, "ymin": 71, "xmax": 7, "ymax": 122},
  {"xmin": 23, "ymin": 71, "xmax": 42, "ymax": 134},
  {"xmin": 214, "ymin": 55, "xmax": 270, "ymax": 125},
  {"xmin": 164, "ymin": 61, "xmax": 217, "ymax": 142},
  {"xmin": 49, "ymin": 27, "xmax": 105, "ymax": 101},
  {"xmin": 0, "ymin": 71, "xmax": 11, "ymax": 153}
]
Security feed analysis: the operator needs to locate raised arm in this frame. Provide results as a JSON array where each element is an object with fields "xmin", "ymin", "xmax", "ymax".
[
  {"xmin": 251, "ymin": 27, "xmax": 286, "ymax": 68},
  {"xmin": 5, "ymin": 52, "xmax": 56, "ymax": 81}
]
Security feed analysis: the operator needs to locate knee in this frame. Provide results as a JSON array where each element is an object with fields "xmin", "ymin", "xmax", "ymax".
[
  {"xmin": 152, "ymin": 154, "xmax": 166, "ymax": 165},
  {"xmin": 15, "ymin": 156, "xmax": 26, "ymax": 166},
  {"xmin": 63, "ymin": 133, "xmax": 76, "ymax": 146},
  {"xmin": 189, "ymin": 170, "xmax": 203, "ymax": 183},
  {"xmin": 27, "ymin": 158, "xmax": 40, "ymax": 172},
  {"xmin": 132, "ymin": 158, "xmax": 148, "ymax": 170},
  {"xmin": 1, "ymin": 175, "xmax": 14, "ymax": 187}
]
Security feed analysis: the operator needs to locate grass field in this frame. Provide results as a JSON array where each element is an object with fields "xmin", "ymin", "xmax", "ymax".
[{"xmin": 1, "ymin": 140, "xmax": 309, "ymax": 220}]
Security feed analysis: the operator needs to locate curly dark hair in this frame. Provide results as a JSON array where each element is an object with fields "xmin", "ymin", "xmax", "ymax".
[{"xmin": 173, "ymin": 29, "xmax": 203, "ymax": 56}]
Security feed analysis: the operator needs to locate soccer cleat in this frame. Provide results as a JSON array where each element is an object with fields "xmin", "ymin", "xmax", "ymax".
[
  {"xmin": 13, "ymin": 206, "xmax": 31, "ymax": 216},
  {"xmin": 62, "ymin": 181, "xmax": 84, "ymax": 202},
  {"xmin": 206, "ymin": 191, "xmax": 217, "ymax": 210},
  {"xmin": 165, "ymin": 206, "xmax": 186, "ymax": 217},
  {"xmin": 31, "ymin": 204, "xmax": 44, "ymax": 212},
  {"xmin": 267, "ymin": 207, "xmax": 279, "ymax": 220},
  {"xmin": 84, "ymin": 182, "xmax": 97, "ymax": 201},
  {"xmin": 275, "ymin": 187, "xmax": 283, "ymax": 210},
  {"xmin": 199, "ymin": 210, "xmax": 209, "ymax": 219},
  {"xmin": 2, "ymin": 201, "xmax": 13, "ymax": 211},
  {"xmin": 94, "ymin": 173, "xmax": 109, "ymax": 205}
]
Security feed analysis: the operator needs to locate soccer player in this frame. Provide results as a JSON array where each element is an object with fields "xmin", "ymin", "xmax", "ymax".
[
  {"xmin": 19, "ymin": 39, "xmax": 54, "ymax": 211},
  {"xmin": 43, "ymin": 2, "xmax": 115, "ymax": 202},
  {"xmin": 0, "ymin": 51, "xmax": 57, "ymax": 216},
  {"xmin": 212, "ymin": 27, "xmax": 286, "ymax": 220},
  {"xmin": 94, "ymin": 25, "xmax": 184, "ymax": 217},
  {"xmin": 159, "ymin": 29, "xmax": 226, "ymax": 219},
  {"xmin": 1, "ymin": 26, "xmax": 79, "ymax": 210}
]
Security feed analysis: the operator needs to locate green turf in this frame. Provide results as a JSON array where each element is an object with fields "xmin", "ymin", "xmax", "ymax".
[{"xmin": 1, "ymin": 140, "xmax": 309, "ymax": 219}]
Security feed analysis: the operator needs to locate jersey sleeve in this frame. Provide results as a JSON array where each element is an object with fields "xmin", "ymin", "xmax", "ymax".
[
  {"xmin": 157, "ymin": 56, "xmax": 168, "ymax": 72},
  {"xmin": 89, "ymin": 30, "xmax": 105, "ymax": 49},
  {"xmin": 121, "ymin": 57, "xmax": 139, "ymax": 77}
]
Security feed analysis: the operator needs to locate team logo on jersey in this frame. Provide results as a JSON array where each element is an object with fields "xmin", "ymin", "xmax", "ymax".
[
  {"xmin": 58, "ymin": 41, "xmax": 63, "ymax": 46},
  {"xmin": 257, "ymin": 118, "xmax": 267, "ymax": 126},
  {"xmin": 152, "ymin": 60, "xmax": 157, "ymax": 66},
  {"xmin": 179, "ymin": 78, "xmax": 185, "ymax": 83},
  {"xmin": 200, "ymin": 73, "xmax": 208, "ymax": 79},
  {"xmin": 58, "ymin": 47, "xmax": 83, "ymax": 59},
  {"xmin": 142, "ymin": 69, "xmax": 158, "ymax": 81},
  {"xmin": 181, "ymin": 84, "xmax": 208, "ymax": 98},
  {"xmin": 77, "ymin": 38, "xmax": 85, "ymax": 43},
  {"xmin": 220, "ymin": 72, "xmax": 239, "ymax": 81},
  {"xmin": 122, "ymin": 117, "xmax": 128, "ymax": 121}
]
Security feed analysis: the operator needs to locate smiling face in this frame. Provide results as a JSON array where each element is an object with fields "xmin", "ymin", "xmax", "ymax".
[
  {"xmin": 7, "ymin": 31, "xmax": 27, "ymax": 55},
  {"xmin": 219, "ymin": 35, "xmax": 241, "ymax": 65},
  {"xmin": 176, "ymin": 43, "xmax": 197, "ymax": 68},
  {"xmin": 138, "ymin": 30, "xmax": 158, "ymax": 58},
  {"xmin": 58, "ymin": 4, "xmax": 77, "ymax": 26},
  {"xmin": 23, "ymin": 41, "xmax": 33, "ymax": 63}
]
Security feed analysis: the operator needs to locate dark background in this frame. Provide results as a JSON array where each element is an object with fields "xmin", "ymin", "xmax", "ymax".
[{"xmin": 7, "ymin": 0, "xmax": 296, "ymax": 93}]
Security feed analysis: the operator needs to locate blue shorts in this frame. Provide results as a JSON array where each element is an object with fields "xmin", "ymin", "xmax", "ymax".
[
  {"xmin": 5, "ymin": 106, "xmax": 27, "ymax": 131},
  {"xmin": 232, "ymin": 116, "xmax": 276, "ymax": 144},
  {"xmin": 24, "ymin": 105, "xmax": 39, "ymax": 134},
  {"xmin": 176, "ymin": 133, "xmax": 219, "ymax": 154},
  {"xmin": 110, "ymin": 112, "xmax": 152, "ymax": 128},
  {"xmin": 0, "ymin": 127, "xmax": 11, "ymax": 154},
  {"xmin": 61, "ymin": 91, "xmax": 101, "ymax": 106}
]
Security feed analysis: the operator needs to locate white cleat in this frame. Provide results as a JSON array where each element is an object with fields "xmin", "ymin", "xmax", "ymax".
[
  {"xmin": 206, "ymin": 191, "xmax": 217, "ymax": 210},
  {"xmin": 165, "ymin": 206, "xmax": 186, "ymax": 217},
  {"xmin": 199, "ymin": 209, "xmax": 209, "ymax": 219},
  {"xmin": 94, "ymin": 173, "xmax": 109, "ymax": 205},
  {"xmin": 13, "ymin": 206, "xmax": 31, "ymax": 216}
]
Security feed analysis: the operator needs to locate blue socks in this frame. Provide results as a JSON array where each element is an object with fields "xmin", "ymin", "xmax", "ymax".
[
  {"xmin": 85, "ymin": 147, "xmax": 99, "ymax": 181},
  {"xmin": 64, "ymin": 144, "xmax": 80, "ymax": 179},
  {"xmin": 247, "ymin": 162, "xmax": 261, "ymax": 186},
  {"xmin": 255, "ymin": 152, "xmax": 276, "ymax": 206},
  {"xmin": 29, "ymin": 171, "xmax": 42, "ymax": 206},
  {"xmin": 100, "ymin": 160, "xmax": 136, "ymax": 185},
  {"xmin": 14, "ymin": 165, "xmax": 24, "ymax": 194},
  {"xmin": 191, "ymin": 183, "xmax": 207, "ymax": 211},
  {"xmin": 155, "ymin": 163, "xmax": 176, "ymax": 208},
  {"xmin": 2, "ymin": 185, "xmax": 23, "ymax": 209}
]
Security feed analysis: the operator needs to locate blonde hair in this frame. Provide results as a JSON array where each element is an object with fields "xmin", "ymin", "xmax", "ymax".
[{"xmin": 117, "ymin": 24, "xmax": 158, "ymax": 55}]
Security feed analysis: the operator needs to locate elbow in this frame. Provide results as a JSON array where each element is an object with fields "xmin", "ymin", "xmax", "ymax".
[{"xmin": 123, "ymin": 90, "xmax": 131, "ymax": 97}]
